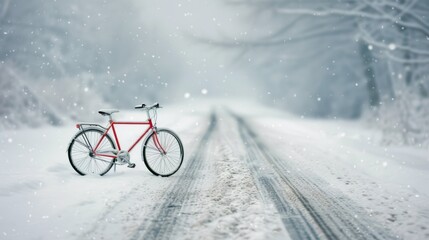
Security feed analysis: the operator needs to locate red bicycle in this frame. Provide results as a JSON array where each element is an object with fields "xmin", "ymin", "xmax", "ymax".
[{"xmin": 67, "ymin": 103, "xmax": 184, "ymax": 177}]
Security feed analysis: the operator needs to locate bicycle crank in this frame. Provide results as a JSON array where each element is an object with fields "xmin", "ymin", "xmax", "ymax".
[{"xmin": 116, "ymin": 150, "xmax": 130, "ymax": 164}]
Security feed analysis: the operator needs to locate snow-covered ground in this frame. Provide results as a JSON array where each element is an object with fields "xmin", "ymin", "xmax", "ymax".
[
  {"xmin": 0, "ymin": 104, "xmax": 208, "ymax": 239},
  {"xmin": 239, "ymin": 106, "xmax": 429, "ymax": 239},
  {"xmin": 0, "ymin": 100, "xmax": 428, "ymax": 239}
]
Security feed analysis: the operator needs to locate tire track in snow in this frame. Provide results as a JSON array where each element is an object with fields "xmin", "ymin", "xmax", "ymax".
[
  {"xmin": 234, "ymin": 115, "xmax": 317, "ymax": 240},
  {"xmin": 131, "ymin": 112, "xmax": 217, "ymax": 240},
  {"xmin": 231, "ymin": 111, "xmax": 394, "ymax": 240},
  {"xmin": 172, "ymin": 111, "xmax": 289, "ymax": 239}
]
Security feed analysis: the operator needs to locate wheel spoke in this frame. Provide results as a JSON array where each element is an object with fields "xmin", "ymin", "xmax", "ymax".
[
  {"xmin": 143, "ymin": 130, "xmax": 183, "ymax": 176},
  {"xmin": 68, "ymin": 129, "xmax": 115, "ymax": 176}
]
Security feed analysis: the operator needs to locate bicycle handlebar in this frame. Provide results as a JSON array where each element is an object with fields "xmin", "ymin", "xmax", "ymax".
[{"xmin": 134, "ymin": 102, "xmax": 161, "ymax": 110}]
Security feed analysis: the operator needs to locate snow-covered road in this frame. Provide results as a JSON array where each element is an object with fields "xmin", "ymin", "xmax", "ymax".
[{"xmin": 1, "ymin": 101, "xmax": 428, "ymax": 239}]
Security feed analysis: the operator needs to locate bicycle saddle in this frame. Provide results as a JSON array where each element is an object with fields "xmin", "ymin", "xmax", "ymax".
[{"xmin": 98, "ymin": 109, "xmax": 119, "ymax": 116}]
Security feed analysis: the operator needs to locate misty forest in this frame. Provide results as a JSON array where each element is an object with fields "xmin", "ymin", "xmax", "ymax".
[{"xmin": 1, "ymin": 0, "xmax": 428, "ymax": 146}]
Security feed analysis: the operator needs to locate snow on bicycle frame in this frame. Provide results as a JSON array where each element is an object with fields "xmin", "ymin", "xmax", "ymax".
[{"xmin": 67, "ymin": 103, "xmax": 184, "ymax": 177}]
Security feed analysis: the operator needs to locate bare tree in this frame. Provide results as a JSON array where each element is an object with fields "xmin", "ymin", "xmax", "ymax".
[{"xmin": 218, "ymin": 0, "xmax": 429, "ymax": 145}]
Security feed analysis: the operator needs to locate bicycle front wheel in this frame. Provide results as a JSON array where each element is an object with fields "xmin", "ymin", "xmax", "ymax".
[
  {"xmin": 68, "ymin": 128, "xmax": 116, "ymax": 176},
  {"xmin": 143, "ymin": 129, "xmax": 184, "ymax": 177}
]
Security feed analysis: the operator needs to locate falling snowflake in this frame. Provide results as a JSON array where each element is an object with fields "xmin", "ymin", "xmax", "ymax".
[
  {"xmin": 201, "ymin": 89, "xmax": 208, "ymax": 95},
  {"xmin": 184, "ymin": 92, "xmax": 191, "ymax": 99}
]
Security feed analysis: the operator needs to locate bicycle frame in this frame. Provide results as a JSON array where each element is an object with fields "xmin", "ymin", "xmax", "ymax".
[{"xmin": 78, "ymin": 118, "xmax": 166, "ymax": 159}]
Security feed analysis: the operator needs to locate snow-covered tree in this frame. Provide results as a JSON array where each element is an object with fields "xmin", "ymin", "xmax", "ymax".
[
  {"xmin": 0, "ymin": 0, "xmax": 183, "ymax": 128},
  {"xmin": 218, "ymin": 0, "xmax": 429, "ymax": 145}
]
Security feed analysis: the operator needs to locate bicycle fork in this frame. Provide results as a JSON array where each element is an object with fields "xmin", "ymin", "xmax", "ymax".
[{"xmin": 152, "ymin": 129, "xmax": 167, "ymax": 155}]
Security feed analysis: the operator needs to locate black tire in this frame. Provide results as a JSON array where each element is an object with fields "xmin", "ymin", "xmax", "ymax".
[
  {"xmin": 143, "ymin": 129, "xmax": 184, "ymax": 177},
  {"xmin": 68, "ymin": 128, "xmax": 116, "ymax": 176}
]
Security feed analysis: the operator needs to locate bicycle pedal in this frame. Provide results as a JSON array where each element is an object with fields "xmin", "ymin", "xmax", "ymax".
[{"xmin": 127, "ymin": 163, "xmax": 136, "ymax": 168}]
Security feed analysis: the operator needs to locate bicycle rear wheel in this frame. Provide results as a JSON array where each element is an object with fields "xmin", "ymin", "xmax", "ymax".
[
  {"xmin": 68, "ymin": 128, "xmax": 116, "ymax": 176},
  {"xmin": 143, "ymin": 129, "xmax": 184, "ymax": 177}
]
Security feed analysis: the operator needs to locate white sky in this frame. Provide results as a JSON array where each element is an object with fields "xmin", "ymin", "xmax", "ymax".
[{"xmin": 135, "ymin": 0, "xmax": 263, "ymax": 99}]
